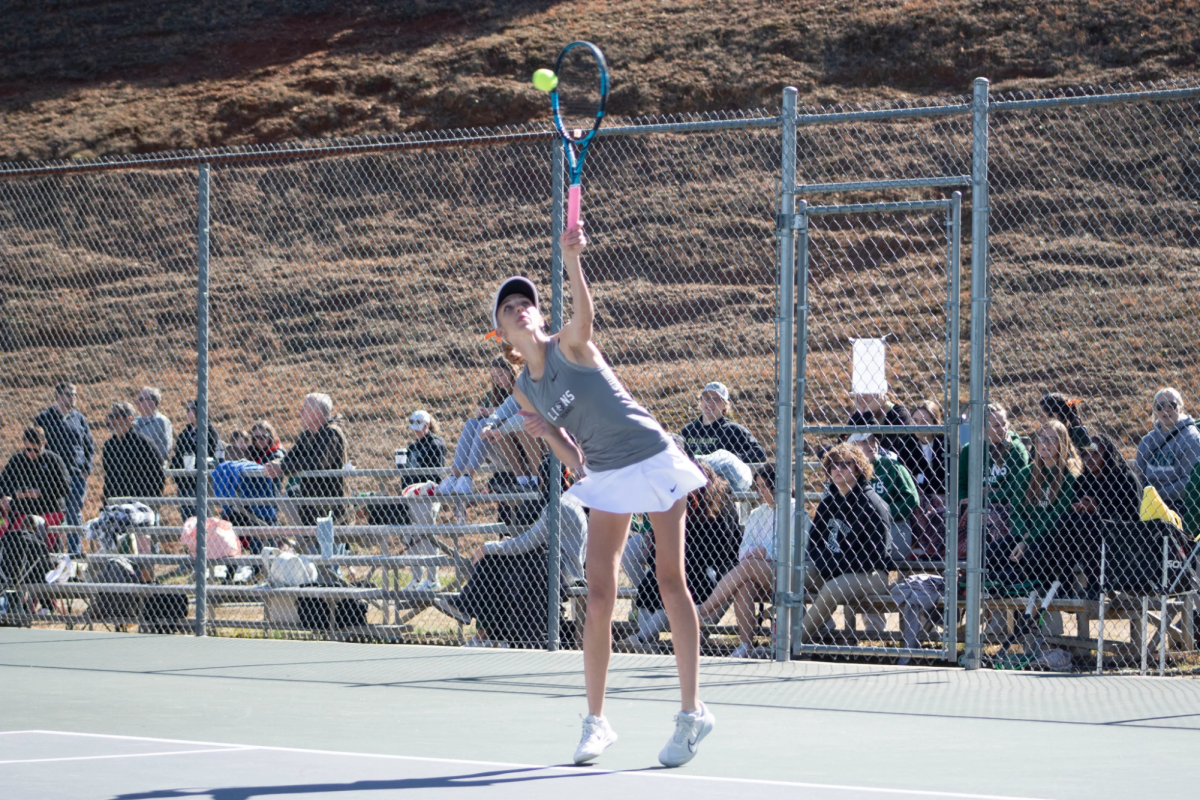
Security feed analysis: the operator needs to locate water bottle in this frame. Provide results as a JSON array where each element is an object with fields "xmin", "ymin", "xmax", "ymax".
[{"xmin": 394, "ymin": 448, "xmax": 408, "ymax": 468}]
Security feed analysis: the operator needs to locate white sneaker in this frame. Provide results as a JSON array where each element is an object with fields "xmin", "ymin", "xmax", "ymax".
[
  {"xmin": 435, "ymin": 476, "xmax": 457, "ymax": 495},
  {"xmin": 729, "ymin": 643, "xmax": 752, "ymax": 659},
  {"xmin": 414, "ymin": 577, "xmax": 439, "ymax": 592},
  {"xmin": 658, "ymin": 703, "xmax": 715, "ymax": 767},
  {"xmin": 452, "ymin": 475, "xmax": 474, "ymax": 494},
  {"xmin": 574, "ymin": 714, "xmax": 618, "ymax": 764}
]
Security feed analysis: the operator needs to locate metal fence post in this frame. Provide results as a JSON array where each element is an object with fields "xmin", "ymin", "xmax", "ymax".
[
  {"xmin": 546, "ymin": 139, "xmax": 565, "ymax": 652},
  {"xmin": 944, "ymin": 191, "xmax": 963, "ymax": 661},
  {"xmin": 194, "ymin": 163, "xmax": 211, "ymax": 637},
  {"xmin": 774, "ymin": 87, "xmax": 798, "ymax": 662},
  {"xmin": 964, "ymin": 77, "xmax": 991, "ymax": 669}
]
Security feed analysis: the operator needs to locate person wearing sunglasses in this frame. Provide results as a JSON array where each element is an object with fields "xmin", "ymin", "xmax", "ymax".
[
  {"xmin": 1135, "ymin": 387, "xmax": 1200, "ymax": 509},
  {"xmin": 0, "ymin": 426, "xmax": 70, "ymax": 538},
  {"xmin": 801, "ymin": 442, "xmax": 893, "ymax": 643}
]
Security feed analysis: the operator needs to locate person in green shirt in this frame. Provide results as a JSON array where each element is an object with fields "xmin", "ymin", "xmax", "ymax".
[
  {"xmin": 850, "ymin": 432, "xmax": 920, "ymax": 557},
  {"xmin": 999, "ymin": 419, "xmax": 1082, "ymax": 569},
  {"xmin": 958, "ymin": 402, "xmax": 1031, "ymax": 503}
]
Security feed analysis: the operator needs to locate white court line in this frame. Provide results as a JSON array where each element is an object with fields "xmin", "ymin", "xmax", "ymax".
[
  {"xmin": 4, "ymin": 730, "xmax": 1052, "ymax": 800},
  {"xmin": 0, "ymin": 747, "xmax": 255, "ymax": 765}
]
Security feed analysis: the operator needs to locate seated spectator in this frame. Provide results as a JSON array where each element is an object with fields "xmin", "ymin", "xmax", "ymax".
[
  {"xmin": 168, "ymin": 399, "xmax": 221, "ymax": 521},
  {"xmin": 1039, "ymin": 392, "xmax": 1091, "ymax": 451},
  {"xmin": 35, "ymin": 382, "xmax": 94, "ymax": 552},
  {"xmin": 101, "ymin": 402, "xmax": 166, "ymax": 507},
  {"xmin": 405, "ymin": 410, "xmax": 447, "ymax": 488},
  {"xmin": 439, "ymin": 357, "xmax": 540, "ymax": 495},
  {"xmin": 910, "ymin": 400, "xmax": 946, "ymax": 498},
  {"xmin": 435, "ymin": 459, "xmax": 586, "ymax": 648},
  {"xmin": 849, "ymin": 432, "xmax": 920, "ymax": 559},
  {"xmin": 849, "ymin": 391, "xmax": 924, "ymax": 486},
  {"xmin": 1135, "ymin": 387, "xmax": 1200, "ymax": 509},
  {"xmin": 680, "ymin": 381, "xmax": 767, "ymax": 464},
  {"xmin": 696, "ymin": 463, "xmax": 792, "ymax": 658},
  {"xmin": 994, "ymin": 419, "xmax": 1082, "ymax": 575},
  {"xmin": 0, "ymin": 426, "xmax": 70, "ymax": 539},
  {"xmin": 1038, "ymin": 433, "xmax": 1141, "ymax": 594},
  {"xmin": 261, "ymin": 393, "xmax": 346, "ymax": 525},
  {"xmin": 625, "ymin": 459, "xmax": 741, "ymax": 650},
  {"xmin": 801, "ymin": 442, "xmax": 893, "ymax": 642},
  {"xmin": 958, "ymin": 402, "xmax": 1030, "ymax": 503},
  {"xmin": 133, "ymin": 386, "xmax": 173, "ymax": 461},
  {"xmin": 247, "ymin": 420, "xmax": 285, "ymax": 466}
]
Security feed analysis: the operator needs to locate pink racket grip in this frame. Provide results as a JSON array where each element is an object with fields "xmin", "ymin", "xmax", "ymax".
[{"xmin": 566, "ymin": 184, "xmax": 581, "ymax": 231}]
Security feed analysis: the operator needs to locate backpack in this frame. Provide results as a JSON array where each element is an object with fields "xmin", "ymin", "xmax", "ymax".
[{"xmin": 0, "ymin": 526, "xmax": 54, "ymax": 588}]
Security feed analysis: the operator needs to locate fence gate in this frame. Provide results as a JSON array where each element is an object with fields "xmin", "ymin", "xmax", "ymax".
[{"xmin": 779, "ymin": 194, "xmax": 963, "ymax": 663}]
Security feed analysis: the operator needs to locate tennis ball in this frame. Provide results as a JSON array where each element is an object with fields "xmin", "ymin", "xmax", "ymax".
[{"xmin": 532, "ymin": 68, "xmax": 558, "ymax": 92}]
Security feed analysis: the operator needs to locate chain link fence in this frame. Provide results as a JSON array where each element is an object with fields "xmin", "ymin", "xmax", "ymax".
[{"xmin": 0, "ymin": 79, "xmax": 1196, "ymax": 674}]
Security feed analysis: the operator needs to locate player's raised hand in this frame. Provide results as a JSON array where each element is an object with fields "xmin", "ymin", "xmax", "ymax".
[{"xmin": 560, "ymin": 221, "xmax": 587, "ymax": 259}]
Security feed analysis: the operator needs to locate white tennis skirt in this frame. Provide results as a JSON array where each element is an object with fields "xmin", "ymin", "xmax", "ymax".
[{"xmin": 567, "ymin": 445, "xmax": 707, "ymax": 514}]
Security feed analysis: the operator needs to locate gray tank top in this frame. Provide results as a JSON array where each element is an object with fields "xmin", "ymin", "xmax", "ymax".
[{"xmin": 517, "ymin": 339, "xmax": 670, "ymax": 472}]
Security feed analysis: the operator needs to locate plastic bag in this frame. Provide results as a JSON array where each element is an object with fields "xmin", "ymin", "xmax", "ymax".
[
  {"xmin": 181, "ymin": 517, "xmax": 242, "ymax": 560},
  {"xmin": 261, "ymin": 546, "xmax": 317, "ymax": 587}
]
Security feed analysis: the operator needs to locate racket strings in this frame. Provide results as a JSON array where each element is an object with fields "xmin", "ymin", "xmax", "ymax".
[{"xmin": 555, "ymin": 48, "xmax": 604, "ymax": 137}]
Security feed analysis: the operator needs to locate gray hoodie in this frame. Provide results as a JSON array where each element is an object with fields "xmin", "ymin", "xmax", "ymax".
[
  {"xmin": 1135, "ymin": 415, "xmax": 1200, "ymax": 506},
  {"xmin": 483, "ymin": 492, "xmax": 588, "ymax": 585}
]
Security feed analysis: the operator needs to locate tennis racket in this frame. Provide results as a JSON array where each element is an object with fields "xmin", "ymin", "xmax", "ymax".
[{"xmin": 550, "ymin": 41, "xmax": 609, "ymax": 230}]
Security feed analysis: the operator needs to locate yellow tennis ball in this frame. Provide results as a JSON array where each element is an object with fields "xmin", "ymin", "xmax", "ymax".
[{"xmin": 532, "ymin": 69, "xmax": 558, "ymax": 92}]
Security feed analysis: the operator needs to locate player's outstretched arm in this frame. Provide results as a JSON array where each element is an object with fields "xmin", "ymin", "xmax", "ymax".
[{"xmin": 557, "ymin": 223, "xmax": 595, "ymax": 353}]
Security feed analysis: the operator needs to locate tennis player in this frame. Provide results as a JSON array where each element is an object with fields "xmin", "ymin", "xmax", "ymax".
[{"xmin": 492, "ymin": 222, "xmax": 715, "ymax": 767}]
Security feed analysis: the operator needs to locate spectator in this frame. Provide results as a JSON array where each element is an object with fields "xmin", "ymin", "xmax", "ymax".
[
  {"xmin": 168, "ymin": 399, "xmax": 221, "ymax": 521},
  {"xmin": 439, "ymin": 357, "xmax": 540, "ymax": 495},
  {"xmin": 849, "ymin": 432, "xmax": 919, "ymax": 559},
  {"xmin": 34, "ymin": 382, "xmax": 94, "ymax": 553},
  {"xmin": 436, "ymin": 458, "xmax": 587, "ymax": 648},
  {"xmin": 133, "ymin": 386, "xmax": 173, "ymax": 461},
  {"xmin": 261, "ymin": 393, "xmax": 346, "ymax": 525},
  {"xmin": 1135, "ymin": 387, "xmax": 1200, "ymax": 509},
  {"xmin": 247, "ymin": 420, "xmax": 285, "ymax": 466},
  {"xmin": 850, "ymin": 392, "xmax": 924, "ymax": 485},
  {"xmin": 625, "ymin": 460, "xmax": 741, "ymax": 651},
  {"xmin": 224, "ymin": 429, "xmax": 250, "ymax": 462},
  {"xmin": 801, "ymin": 442, "xmax": 893, "ymax": 642},
  {"xmin": 909, "ymin": 400, "xmax": 949, "ymax": 559},
  {"xmin": 1038, "ymin": 392, "xmax": 1091, "ymax": 451},
  {"xmin": 1040, "ymin": 433, "xmax": 1141, "ymax": 594},
  {"xmin": 405, "ymin": 410, "xmax": 447, "ymax": 488},
  {"xmin": 695, "ymin": 463, "xmax": 792, "ymax": 658},
  {"xmin": 910, "ymin": 400, "xmax": 946, "ymax": 498},
  {"xmin": 0, "ymin": 426, "xmax": 70, "ymax": 537},
  {"xmin": 957, "ymin": 403, "xmax": 1030, "ymax": 502},
  {"xmin": 101, "ymin": 402, "xmax": 166, "ymax": 506},
  {"xmin": 680, "ymin": 381, "xmax": 767, "ymax": 464},
  {"xmin": 998, "ymin": 419, "xmax": 1082, "ymax": 570}
]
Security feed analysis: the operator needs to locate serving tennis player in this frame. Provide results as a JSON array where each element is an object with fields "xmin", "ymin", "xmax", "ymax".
[{"xmin": 492, "ymin": 222, "xmax": 715, "ymax": 767}]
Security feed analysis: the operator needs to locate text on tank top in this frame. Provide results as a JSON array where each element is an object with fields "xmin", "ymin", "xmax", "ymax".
[{"xmin": 517, "ymin": 338, "xmax": 669, "ymax": 472}]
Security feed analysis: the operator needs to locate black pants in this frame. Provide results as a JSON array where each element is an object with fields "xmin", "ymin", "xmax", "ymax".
[{"xmin": 456, "ymin": 549, "xmax": 551, "ymax": 646}]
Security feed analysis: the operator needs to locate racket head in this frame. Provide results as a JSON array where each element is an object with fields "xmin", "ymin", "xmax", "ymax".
[{"xmin": 550, "ymin": 41, "xmax": 609, "ymax": 149}]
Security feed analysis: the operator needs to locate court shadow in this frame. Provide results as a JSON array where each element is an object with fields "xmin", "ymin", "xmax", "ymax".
[{"xmin": 112, "ymin": 765, "xmax": 607, "ymax": 799}]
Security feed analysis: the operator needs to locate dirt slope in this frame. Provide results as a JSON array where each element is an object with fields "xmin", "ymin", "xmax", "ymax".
[{"xmin": 3, "ymin": 1, "xmax": 1200, "ymax": 162}]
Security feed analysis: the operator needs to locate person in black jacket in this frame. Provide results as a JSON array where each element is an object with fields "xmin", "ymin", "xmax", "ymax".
[
  {"xmin": 168, "ymin": 399, "xmax": 222, "ymax": 521},
  {"xmin": 34, "ymin": 382, "xmax": 95, "ymax": 551},
  {"xmin": 679, "ymin": 381, "xmax": 767, "ymax": 463},
  {"xmin": 101, "ymin": 403, "xmax": 166, "ymax": 506},
  {"xmin": 802, "ymin": 442, "xmax": 893, "ymax": 641},
  {"xmin": 626, "ymin": 460, "xmax": 742, "ymax": 650},
  {"xmin": 404, "ymin": 409, "xmax": 447, "ymax": 488},
  {"xmin": 262, "ymin": 393, "xmax": 347, "ymax": 525},
  {"xmin": 1035, "ymin": 433, "xmax": 1142, "ymax": 594},
  {"xmin": 0, "ymin": 426, "xmax": 70, "ymax": 534}
]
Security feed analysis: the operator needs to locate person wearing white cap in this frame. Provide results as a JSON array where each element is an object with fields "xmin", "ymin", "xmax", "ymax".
[
  {"xmin": 405, "ymin": 409, "xmax": 446, "ymax": 488},
  {"xmin": 680, "ymin": 381, "xmax": 766, "ymax": 464},
  {"xmin": 492, "ymin": 222, "xmax": 714, "ymax": 768}
]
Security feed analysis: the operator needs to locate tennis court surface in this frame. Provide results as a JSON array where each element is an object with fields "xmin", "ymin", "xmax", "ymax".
[{"xmin": 1, "ymin": 628, "xmax": 1196, "ymax": 799}]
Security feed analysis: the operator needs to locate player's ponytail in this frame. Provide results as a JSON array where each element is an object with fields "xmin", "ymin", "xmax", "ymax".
[{"xmin": 500, "ymin": 340, "xmax": 526, "ymax": 367}]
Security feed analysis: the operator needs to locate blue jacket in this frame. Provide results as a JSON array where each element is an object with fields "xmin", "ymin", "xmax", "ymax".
[{"xmin": 212, "ymin": 460, "xmax": 278, "ymax": 523}]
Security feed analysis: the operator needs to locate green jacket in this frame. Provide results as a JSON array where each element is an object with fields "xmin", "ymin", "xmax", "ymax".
[
  {"xmin": 958, "ymin": 430, "xmax": 1030, "ymax": 502},
  {"xmin": 1180, "ymin": 461, "xmax": 1200, "ymax": 542},
  {"xmin": 1004, "ymin": 464, "xmax": 1077, "ymax": 544},
  {"xmin": 870, "ymin": 452, "xmax": 920, "ymax": 523}
]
